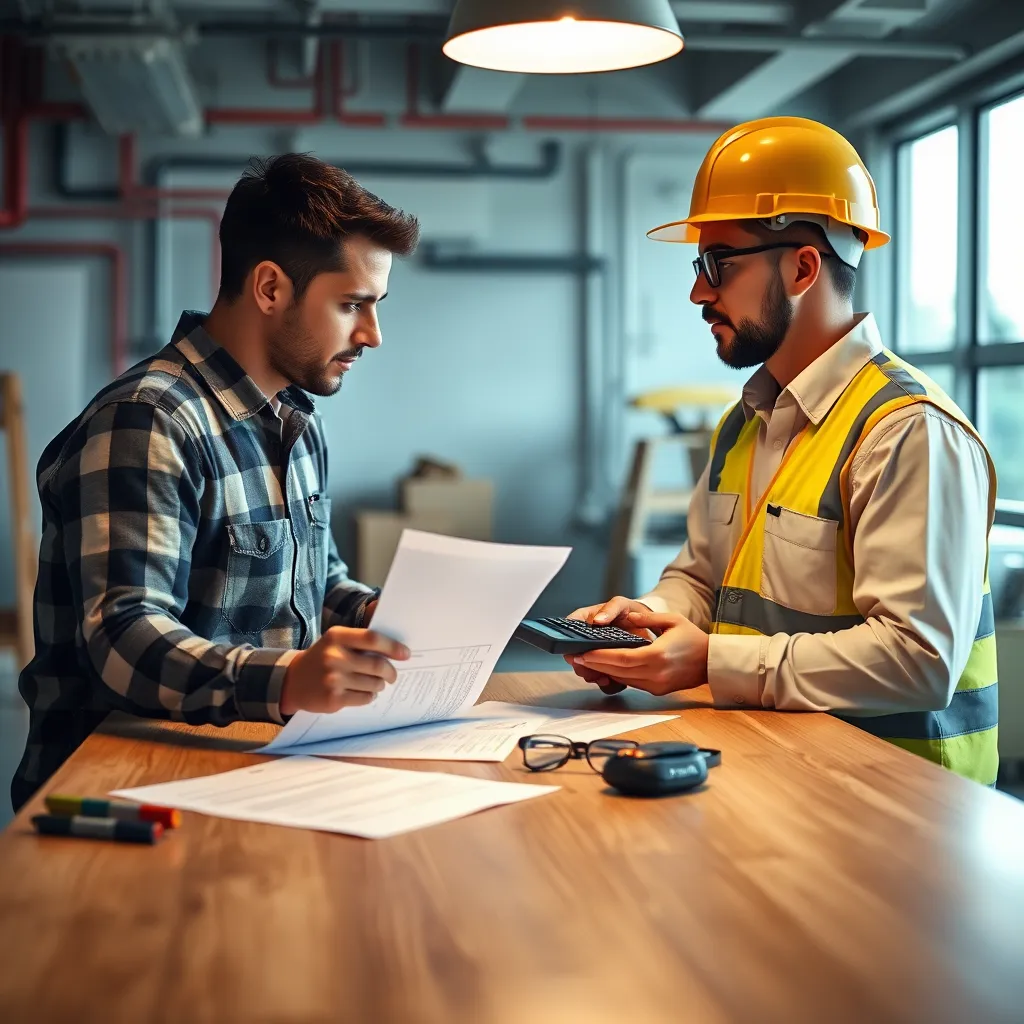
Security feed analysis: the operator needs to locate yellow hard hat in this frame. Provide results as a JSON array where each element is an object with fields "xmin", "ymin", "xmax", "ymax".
[{"xmin": 647, "ymin": 116, "xmax": 890, "ymax": 262}]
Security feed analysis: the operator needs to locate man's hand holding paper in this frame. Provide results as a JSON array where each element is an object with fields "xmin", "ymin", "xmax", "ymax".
[{"xmin": 280, "ymin": 626, "xmax": 411, "ymax": 716}]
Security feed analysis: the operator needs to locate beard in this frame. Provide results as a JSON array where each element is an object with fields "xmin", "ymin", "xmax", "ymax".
[
  {"xmin": 267, "ymin": 304, "xmax": 351, "ymax": 398},
  {"xmin": 714, "ymin": 265, "xmax": 793, "ymax": 370}
]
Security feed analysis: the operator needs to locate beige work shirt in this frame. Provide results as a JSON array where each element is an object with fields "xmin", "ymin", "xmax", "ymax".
[{"xmin": 639, "ymin": 313, "xmax": 994, "ymax": 713}]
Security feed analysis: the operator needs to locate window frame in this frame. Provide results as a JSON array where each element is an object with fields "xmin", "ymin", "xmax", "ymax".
[{"xmin": 880, "ymin": 68, "xmax": 1024, "ymax": 526}]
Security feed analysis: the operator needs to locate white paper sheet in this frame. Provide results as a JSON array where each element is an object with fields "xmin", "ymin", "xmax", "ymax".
[
  {"xmin": 285, "ymin": 702, "xmax": 681, "ymax": 763},
  {"xmin": 110, "ymin": 756, "xmax": 558, "ymax": 840},
  {"xmin": 261, "ymin": 532, "xmax": 570, "ymax": 754}
]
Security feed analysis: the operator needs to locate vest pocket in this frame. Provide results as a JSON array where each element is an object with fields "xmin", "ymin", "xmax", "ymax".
[
  {"xmin": 708, "ymin": 492, "xmax": 740, "ymax": 587},
  {"xmin": 760, "ymin": 506, "xmax": 838, "ymax": 616}
]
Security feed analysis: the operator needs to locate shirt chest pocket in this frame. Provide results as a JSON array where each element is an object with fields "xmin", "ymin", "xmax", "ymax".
[
  {"xmin": 222, "ymin": 519, "xmax": 294, "ymax": 635},
  {"xmin": 760, "ymin": 505, "xmax": 838, "ymax": 617}
]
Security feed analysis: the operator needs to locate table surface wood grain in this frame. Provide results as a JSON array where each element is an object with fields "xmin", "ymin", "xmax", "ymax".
[{"xmin": 2, "ymin": 672, "xmax": 1023, "ymax": 1024}]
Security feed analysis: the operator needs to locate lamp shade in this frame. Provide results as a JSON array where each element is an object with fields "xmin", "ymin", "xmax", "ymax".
[{"xmin": 442, "ymin": 0, "xmax": 684, "ymax": 74}]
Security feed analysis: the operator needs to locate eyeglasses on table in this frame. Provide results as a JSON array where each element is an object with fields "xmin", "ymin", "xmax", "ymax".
[{"xmin": 517, "ymin": 733, "xmax": 639, "ymax": 772}]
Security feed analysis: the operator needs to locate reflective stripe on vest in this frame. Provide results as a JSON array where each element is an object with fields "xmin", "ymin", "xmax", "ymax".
[{"xmin": 707, "ymin": 349, "xmax": 999, "ymax": 785}]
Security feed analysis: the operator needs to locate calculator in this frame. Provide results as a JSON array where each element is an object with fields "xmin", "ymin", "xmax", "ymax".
[{"xmin": 513, "ymin": 616, "xmax": 653, "ymax": 655}]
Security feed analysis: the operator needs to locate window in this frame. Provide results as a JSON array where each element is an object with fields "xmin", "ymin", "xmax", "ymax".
[
  {"xmin": 922, "ymin": 363, "xmax": 956, "ymax": 397},
  {"xmin": 979, "ymin": 368, "xmax": 1024, "ymax": 500},
  {"xmin": 891, "ymin": 88, "xmax": 1024, "ymax": 514},
  {"xmin": 979, "ymin": 93, "xmax": 1024, "ymax": 343},
  {"xmin": 896, "ymin": 126, "xmax": 959, "ymax": 353}
]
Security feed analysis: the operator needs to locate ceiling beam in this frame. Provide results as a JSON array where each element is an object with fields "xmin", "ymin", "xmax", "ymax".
[
  {"xmin": 694, "ymin": 0, "xmax": 951, "ymax": 120},
  {"xmin": 671, "ymin": 1, "xmax": 792, "ymax": 24},
  {"xmin": 835, "ymin": 0, "xmax": 1024, "ymax": 128}
]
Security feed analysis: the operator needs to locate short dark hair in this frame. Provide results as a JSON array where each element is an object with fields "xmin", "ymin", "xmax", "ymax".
[
  {"xmin": 218, "ymin": 153, "xmax": 420, "ymax": 301},
  {"xmin": 746, "ymin": 219, "xmax": 858, "ymax": 303}
]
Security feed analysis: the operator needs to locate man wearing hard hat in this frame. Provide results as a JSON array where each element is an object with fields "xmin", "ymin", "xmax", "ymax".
[{"xmin": 568, "ymin": 116, "xmax": 998, "ymax": 785}]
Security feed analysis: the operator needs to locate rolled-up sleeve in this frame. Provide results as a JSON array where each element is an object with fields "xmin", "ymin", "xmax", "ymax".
[{"xmin": 61, "ymin": 400, "xmax": 298, "ymax": 725}]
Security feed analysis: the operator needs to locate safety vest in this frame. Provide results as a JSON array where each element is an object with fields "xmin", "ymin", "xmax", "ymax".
[{"xmin": 707, "ymin": 349, "xmax": 999, "ymax": 785}]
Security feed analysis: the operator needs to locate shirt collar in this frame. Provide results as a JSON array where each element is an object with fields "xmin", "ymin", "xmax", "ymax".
[
  {"xmin": 171, "ymin": 310, "xmax": 315, "ymax": 421},
  {"xmin": 740, "ymin": 312, "xmax": 884, "ymax": 425}
]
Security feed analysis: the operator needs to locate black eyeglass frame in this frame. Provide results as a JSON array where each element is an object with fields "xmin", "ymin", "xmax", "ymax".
[
  {"xmin": 693, "ymin": 242, "xmax": 835, "ymax": 288},
  {"xmin": 517, "ymin": 734, "xmax": 640, "ymax": 772}
]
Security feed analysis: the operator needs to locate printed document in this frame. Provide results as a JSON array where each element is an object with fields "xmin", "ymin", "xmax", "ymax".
[
  {"xmin": 284, "ymin": 702, "xmax": 681, "ymax": 762},
  {"xmin": 261, "ymin": 531, "xmax": 570, "ymax": 754},
  {"xmin": 111, "ymin": 757, "xmax": 559, "ymax": 840}
]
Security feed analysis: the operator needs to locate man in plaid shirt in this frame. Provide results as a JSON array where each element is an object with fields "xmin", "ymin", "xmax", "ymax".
[{"xmin": 12, "ymin": 154, "xmax": 419, "ymax": 810}]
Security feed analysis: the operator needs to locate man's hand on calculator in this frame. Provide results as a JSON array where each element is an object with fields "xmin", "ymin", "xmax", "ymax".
[{"xmin": 564, "ymin": 596, "xmax": 657, "ymax": 694}]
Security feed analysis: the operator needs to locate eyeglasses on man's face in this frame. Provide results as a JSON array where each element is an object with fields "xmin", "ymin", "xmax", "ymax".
[
  {"xmin": 693, "ymin": 242, "xmax": 834, "ymax": 289},
  {"xmin": 518, "ymin": 734, "xmax": 640, "ymax": 773}
]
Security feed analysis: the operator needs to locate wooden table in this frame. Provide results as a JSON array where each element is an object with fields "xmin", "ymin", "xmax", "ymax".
[{"xmin": 2, "ymin": 672, "xmax": 1023, "ymax": 1024}]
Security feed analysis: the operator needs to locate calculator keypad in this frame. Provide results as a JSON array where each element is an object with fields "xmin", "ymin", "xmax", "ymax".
[{"xmin": 538, "ymin": 617, "xmax": 649, "ymax": 645}]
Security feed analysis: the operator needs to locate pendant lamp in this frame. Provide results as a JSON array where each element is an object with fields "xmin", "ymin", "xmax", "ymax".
[{"xmin": 442, "ymin": 0, "xmax": 684, "ymax": 75}]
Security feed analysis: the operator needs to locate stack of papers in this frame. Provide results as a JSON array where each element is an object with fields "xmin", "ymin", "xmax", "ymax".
[
  {"xmin": 112, "ymin": 757, "xmax": 558, "ymax": 840},
  {"xmin": 264, "ymin": 701, "xmax": 679, "ymax": 762}
]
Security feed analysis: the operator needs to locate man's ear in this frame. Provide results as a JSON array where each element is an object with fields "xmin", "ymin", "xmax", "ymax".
[
  {"xmin": 250, "ymin": 261, "xmax": 294, "ymax": 316},
  {"xmin": 788, "ymin": 245, "xmax": 823, "ymax": 298}
]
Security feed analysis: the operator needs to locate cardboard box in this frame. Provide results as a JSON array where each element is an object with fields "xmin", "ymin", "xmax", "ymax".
[
  {"xmin": 355, "ymin": 455, "xmax": 496, "ymax": 587},
  {"xmin": 355, "ymin": 510, "xmax": 455, "ymax": 588},
  {"xmin": 399, "ymin": 478, "xmax": 494, "ymax": 542}
]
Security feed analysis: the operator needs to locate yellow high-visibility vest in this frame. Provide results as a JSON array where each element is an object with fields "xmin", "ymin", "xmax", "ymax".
[{"xmin": 708, "ymin": 350, "xmax": 999, "ymax": 785}]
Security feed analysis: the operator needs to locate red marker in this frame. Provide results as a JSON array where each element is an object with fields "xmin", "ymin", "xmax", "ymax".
[{"xmin": 44, "ymin": 794, "xmax": 180, "ymax": 829}]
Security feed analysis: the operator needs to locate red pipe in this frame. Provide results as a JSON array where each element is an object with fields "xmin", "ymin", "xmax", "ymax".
[
  {"xmin": 30, "ymin": 203, "xmax": 222, "ymax": 298},
  {"xmin": 20, "ymin": 45, "xmax": 89, "ymax": 120},
  {"xmin": 0, "ymin": 36, "xmax": 29, "ymax": 229},
  {"xmin": 116, "ymin": 134, "xmax": 231, "ymax": 202},
  {"xmin": 0, "ymin": 115, "xmax": 29, "ymax": 229},
  {"xmin": 331, "ymin": 41, "xmax": 387, "ymax": 127},
  {"xmin": 0, "ymin": 241, "xmax": 127, "ymax": 373},
  {"xmin": 1, "ymin": 38, "xmax": 88, "ymax": 231},
  {"xmin": 206, "ymin": 45, "xmax": 325, "ymax": 125},
  {"xmin": 400, "ymin": 45, "xmax": 510, "ymax": 131},
  {"xmin": 26, "ymin": 103, "xmax": 90, "ymax": 121}
]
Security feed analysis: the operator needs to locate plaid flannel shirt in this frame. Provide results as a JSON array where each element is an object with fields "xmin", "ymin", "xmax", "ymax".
[{"xmin": 12, "ymin": 311, "xmax": 375, "ymax": 809}]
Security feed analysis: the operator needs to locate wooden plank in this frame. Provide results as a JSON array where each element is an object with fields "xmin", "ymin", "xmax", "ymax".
[
  {"xmin": 0, "ymin": 374, "xmax": 36, "ymax": 669},
  {"xmin": 1, "ymin": 672, "xmax": 1023, "ymax": 1023}
]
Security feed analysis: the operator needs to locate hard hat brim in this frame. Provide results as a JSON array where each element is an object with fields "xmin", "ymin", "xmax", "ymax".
[{"xmin": 646, "ymin": 215, "xmax": 891, "ymax": 250}]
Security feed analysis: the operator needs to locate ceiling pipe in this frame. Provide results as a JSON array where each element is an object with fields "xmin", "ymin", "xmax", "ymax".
[
  {"xmin": 401, "ymin": 44, "xmax": 510, "ymax": 131},
  {"xmin": 205, "ymin": 40, "xmax": 326, "ymax": 124},
  {"xmin": 331, "ymin": 40, "xmax": 387, "ymax": 127},
  {"xmin": 0, "ymin": 17, "xmax": 968, "ymax": 60}
]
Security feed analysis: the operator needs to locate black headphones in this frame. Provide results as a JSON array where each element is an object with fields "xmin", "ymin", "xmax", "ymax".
[{"xmin": 601, "ymin": 742, "xmax": 721, "ymax": 797}]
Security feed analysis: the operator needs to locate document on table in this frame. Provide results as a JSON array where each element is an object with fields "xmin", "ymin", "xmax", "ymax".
[
  {"xmin": 111, "ymin": 757, "xmax": 559, "ymax": 840},
  {"xmin": 260, "ymin": 532, "xmax": 570, "ymax": 755},
  {"xmin": 282, "ymin": 702, "xmax": 681, "ymax": 762}
]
